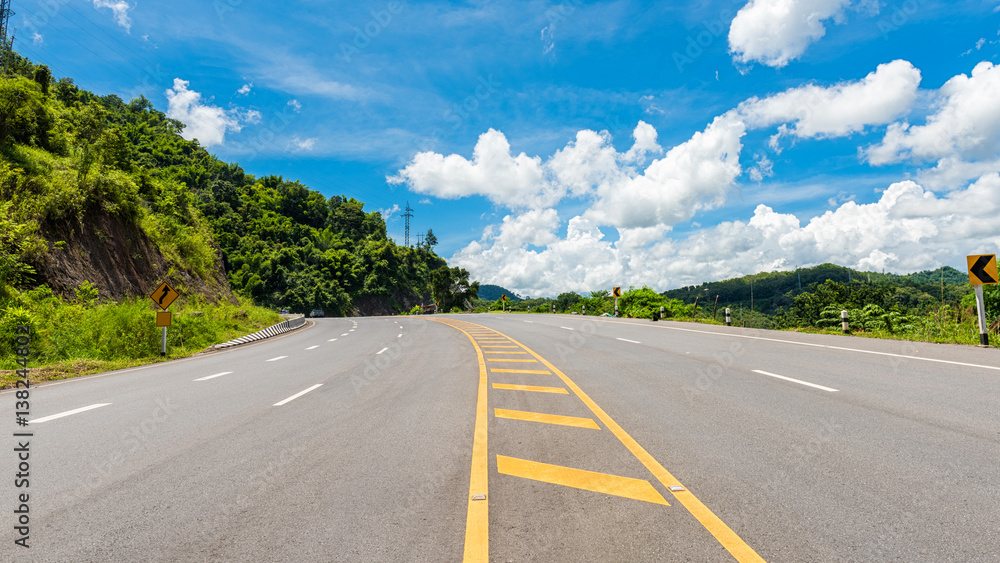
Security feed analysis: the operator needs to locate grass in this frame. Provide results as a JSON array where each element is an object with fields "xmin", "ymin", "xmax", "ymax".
[{"xmin": 0, "ymin": 286, "xmax": 281, "ymax": 388}]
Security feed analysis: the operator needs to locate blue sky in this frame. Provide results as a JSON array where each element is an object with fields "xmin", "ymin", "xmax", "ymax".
[{"xmin": 12, "ymin": 0, "xmax": 1000, "ymax": 296}]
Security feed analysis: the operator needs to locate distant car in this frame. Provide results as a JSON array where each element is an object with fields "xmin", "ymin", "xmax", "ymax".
[
  {"xmin": 310, "ymin": 309, "xmax": 324, "ymax": 318},
  {"xmin": 279, "ymin": 309, "xmax": 290, "ymax": 314}
]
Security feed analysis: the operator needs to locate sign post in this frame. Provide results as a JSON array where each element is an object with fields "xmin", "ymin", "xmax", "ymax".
[
  {"xmin": 501, "ymin": 294, "xmax": 507, "ymax": 312},
  {"xmin": 613, "ymin": 287, "xmax": 621, "ymax": 317},
  {"xmin": 967, "ymin": 254, "xmax": 998, "ymax": 347},
  {"xmin": 150, "ymin": 282, "xmax": 180, "ymax": 356}
]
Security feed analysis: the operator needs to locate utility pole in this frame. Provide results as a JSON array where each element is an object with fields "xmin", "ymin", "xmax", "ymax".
[
  {"xmin": 403, "ymin": 201, "xmax": 413, "ymax": 247},
  {"xmin": 0, "ymin": 0, "xmax": 14, "ymax": 75}
]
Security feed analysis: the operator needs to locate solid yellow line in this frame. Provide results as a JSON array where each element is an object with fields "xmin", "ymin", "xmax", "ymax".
[
  {"xmin": 502, "ymin": 335, "xmax": 766, "ymax": 563},
  {"xmin": 490, "ymin": 368, "xmax": 551, "ymax": 374},
  {"xmin": 430, "ymin": 320, "xmax": 489, "ymax": 562},
  {"xmin": 494, "ymin": 408, "xmax": 600, "ymax": 429},
  {"xmin": 487, "ymin": 358, "xmax": 538, "ymax": 363},
  {"xmin": 492, "ymin": 383, "xmax": 568, "ymax": 394},
  {"xmin": 497, "ymin": 455, "xmax": 668, "ymax": 506}
]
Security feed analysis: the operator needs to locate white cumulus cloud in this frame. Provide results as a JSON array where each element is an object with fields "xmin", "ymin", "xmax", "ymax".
[
  {"xmin": 738, "ymin": 59, "xmax": 921, "ymax": 139},
  {"xmin": 865, "ymin": 61, "xmax": 1000, "ymax": 188},
  {"xmin": 729, "ymin": 0, "xmax": 851, "ymax": 68},
  {"xmin": 453, "ymin": 174, "xmax": 1000, "ymax": 296},
  {"xmin": 387, "ymin": 129, "xmax": 555, "ymax": 208},
  {"xmin": 165, "ymin": 79, "xmax": 243, "ymax": 148},
  {"xmin": 93, "ymin": 0, "xmax": 132, "ymax": 32},
  {"xmin": 291, "ymin": 137, "xmax": 318, "ymax": 152}
]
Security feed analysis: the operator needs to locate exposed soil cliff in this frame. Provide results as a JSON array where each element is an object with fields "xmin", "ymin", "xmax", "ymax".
[{"xmin": 32, "ymin": 207, "xmax": 235, "ymax": 303}]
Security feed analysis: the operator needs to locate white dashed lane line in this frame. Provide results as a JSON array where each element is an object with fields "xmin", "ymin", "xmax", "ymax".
[
  {"xmin": 561, "ymin": 326, "xmax": 574, "ymax": 331},
  {"xmin": 31, "ymin": 403, "xmax": 111, "ymax": 424},
  {"xmin": 752, "ymin": 369, "xmax": 839, "ymax": 392},
  {"xmin": 194, "ymin": 371, "xmax": 233, "ymax": 381},
  {"xmin": 616, "ymin": 338, "xmax": 641, "ymax": 344},
  {"xmin": 273, "ymin": 384, "xmax": 323, "ymax": 406},
  {"xmin": 266, "ymin": 356, "xmax": 287, "ymax": 362},
  {"xmin": 377, "ymin": 347, "xmax": 389, "ymax": 354},
  {"xmin": 305, "ymin": 345, "xmax": 319, "ymax": 350},
  {"xmin": 341, "ymin": 333, "xmax": 349, "ymax": 336},
  {"xmin": 328, "ymin": 338, "xmax": 338, "ymax": 342}
]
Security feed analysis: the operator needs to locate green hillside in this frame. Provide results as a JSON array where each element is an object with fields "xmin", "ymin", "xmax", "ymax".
[
  {"xmin": 662, "ymin": 264, "xmax": 972, "ymax": 316},
  {"xmin": 477, "ymin": 284, "xmax": 523, "ymax": 302},
  {"xmin": 0, "ymin": 54, "xmax": 476, "ymax": 383}
]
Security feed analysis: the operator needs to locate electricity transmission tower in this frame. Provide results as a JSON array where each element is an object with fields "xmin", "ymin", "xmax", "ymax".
[
  {"xmin": 403, "ymin": 201, "xmax": 414, "ymax": 247},
  {"xmin": 0, "ymin": 0, "xmax": 14, "ymax": 75}
]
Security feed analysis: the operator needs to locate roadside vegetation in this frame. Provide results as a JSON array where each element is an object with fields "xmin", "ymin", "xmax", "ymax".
[{"xmin": 0, "ymin": 281, "xmax": 280, "ymax": 387}]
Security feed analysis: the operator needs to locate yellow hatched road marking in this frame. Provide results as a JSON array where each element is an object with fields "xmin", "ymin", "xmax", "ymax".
[
  {"xmin": 435, "ymin": 318, "xmax": 765, "ymax": 563},
  {"xmin": 490, "ymin": 368, "xmax": 550, "ymax": 374},
  {"xmin": 497, "ymin": 455, "xmax": 668, "ymax": 506},
  {"xmin": 502, "ymin": 333, "xmax": 766, "ymax": 563},
  {"xmin": 485, "ymin": 351, "xmax": 528, "ymax": 355},
  {"xmin": 492, "ymin": 383, "xmax": 568, "ymax": 394},
  {"xmin": 494, "ymin": 408, "xmax": 600, "ymax": 429},
  {"xmin": 487, "ymin": 358, "xmax": 538, "ymax": 363}
]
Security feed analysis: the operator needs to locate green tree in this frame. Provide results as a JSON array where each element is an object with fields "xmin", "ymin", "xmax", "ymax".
[{"xmin": 431, "ymin": 266, "xmax": 479, "ymax": 311}]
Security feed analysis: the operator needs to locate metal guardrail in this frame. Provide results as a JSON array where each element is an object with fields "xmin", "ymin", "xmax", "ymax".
[{"xmin": 212, "ymin": 315, "xmax": 306, "ymax": 350}]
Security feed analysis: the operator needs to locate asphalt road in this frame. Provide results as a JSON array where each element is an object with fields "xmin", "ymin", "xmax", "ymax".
[{"xmin": 2, "ymin": 314, "xmax": 998, "ymax": 562}]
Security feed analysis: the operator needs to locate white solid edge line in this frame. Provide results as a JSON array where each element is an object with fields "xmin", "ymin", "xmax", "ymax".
[
  {"xmin": 274, "ymin": 384, "xmax": 323, "ymax": 406},
  {"xmin": 266, "ymin": 356, "xmax": 288, "ymax": 362},
  {"xmin": 752, "ymin": 370, "xmax": 839, "ymax": 392},
  {"xmin": 194, "ymin": 371, "xmax": 233, "ymax": 381},
  {"xmin": 616, "ymin": 337, "xmax": 641, "ymax": 344},
  {"xmin": 377, "ymin": 347, "xmax": 389, "ymax": 354},
  {"xmin": 600, "ymin": 318, "xmax": 1000, "ymax": 372},
  {"xmin": 31, "ymin": 403, "xmax": 112, "ymax": 424}
]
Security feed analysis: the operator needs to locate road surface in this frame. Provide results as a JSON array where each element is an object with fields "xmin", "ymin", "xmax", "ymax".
[{"xmin": 2, "ymin": 314, "xmax": 999, "ymax": 561}]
